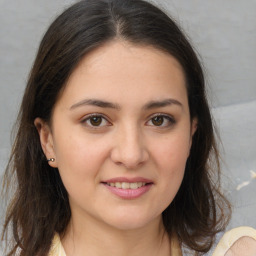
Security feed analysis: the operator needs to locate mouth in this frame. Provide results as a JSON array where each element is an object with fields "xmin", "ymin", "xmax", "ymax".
[
  {"xmin": 101, "ymin": 178, "xmax": 153, "ymax": 199},
  {"xmin": 104, "ymin": 181, "xmax": 151, "ymax": 189}
]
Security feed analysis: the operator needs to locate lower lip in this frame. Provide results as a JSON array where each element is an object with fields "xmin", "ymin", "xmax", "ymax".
[{"xmin": 103, "ymin": 183, "xmax": 153, "ymax": 199}]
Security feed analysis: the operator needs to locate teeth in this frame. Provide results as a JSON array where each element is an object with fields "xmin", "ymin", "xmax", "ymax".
[
  {"xmin": 107, "ymin": 182, "xmax": 146, "ymax": 189},
  {"xmin": 122, "ymin": 182, "xmax": 130, "ymax": 189},
  {"xmin": 130, "ymin": 182, "xmax": 138, "ymax": 189},
  {"xmin": 116, "ymin": 182, "xmax": 122, "ymax": 188}
]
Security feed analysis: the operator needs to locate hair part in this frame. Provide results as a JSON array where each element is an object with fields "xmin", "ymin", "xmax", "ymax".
[{"xmin": 2, "ymin": 0, "xmax": 231, "ymax": 255}]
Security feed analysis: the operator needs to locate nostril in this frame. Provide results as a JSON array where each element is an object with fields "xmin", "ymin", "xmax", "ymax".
[{"xmin": 110, "ymin": 136, "xmax": 149, "ymax": 169}]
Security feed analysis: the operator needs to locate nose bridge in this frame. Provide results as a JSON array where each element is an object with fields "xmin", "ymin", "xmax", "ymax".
[{"xmin": 111, "ymin": 122, "xmax": 148, "ymax": 168}]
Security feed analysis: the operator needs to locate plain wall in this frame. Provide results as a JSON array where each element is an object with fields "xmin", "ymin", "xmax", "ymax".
[{"xmin": 1, "ymin": 0, "xmax": 255, "ymax": 236}]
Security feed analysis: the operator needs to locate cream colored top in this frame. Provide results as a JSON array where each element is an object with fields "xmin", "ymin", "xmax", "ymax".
[
  {"xmin": 48, "ymin": 226, "xmax": 256, "ymax": 256},
  {"xmin": 212, "ymin": 226, "xmax": 256, "ymax": 256},
  {"xmin": 48, "ymin": 234, "xmax": 66, "ymax": 256}
]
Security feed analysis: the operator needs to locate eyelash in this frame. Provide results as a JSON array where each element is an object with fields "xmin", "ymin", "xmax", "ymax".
[
  {"xmin": 146, "ymin": 113, "xmax": 176, "ymax": 128},
  {"xmin": 80, "ymin": 113, "xmax": 111, "ymax": 128},
  {"xmin": 80, "ymin": 113, "xmax": 176, "ymax": 129}
]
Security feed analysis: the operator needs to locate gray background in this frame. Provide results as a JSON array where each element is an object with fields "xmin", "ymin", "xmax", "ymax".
[{"xmin": 0, "ymin": 0, "xmax": 255, "ymax": 242}]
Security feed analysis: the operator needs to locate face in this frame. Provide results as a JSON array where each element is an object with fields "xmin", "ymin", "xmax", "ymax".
[{"xmin": 36, "ymin": 41, "xmax": 197, "ymax": 231}]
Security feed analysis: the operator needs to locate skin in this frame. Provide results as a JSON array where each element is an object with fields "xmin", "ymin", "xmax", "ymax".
[{"xmin": 35, "ymin": 40, "xmax": 197, "ymax": 256}]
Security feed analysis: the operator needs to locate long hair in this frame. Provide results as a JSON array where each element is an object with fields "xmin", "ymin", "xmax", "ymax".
[{"xmin": 2, "ymin": 0, "xmax": 231, "ymax": 255}]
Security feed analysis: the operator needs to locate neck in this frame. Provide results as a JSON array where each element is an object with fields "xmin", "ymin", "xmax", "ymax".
[{"xmin": 61, "ymin": 213, "xmax": 174, "ymax": 256}]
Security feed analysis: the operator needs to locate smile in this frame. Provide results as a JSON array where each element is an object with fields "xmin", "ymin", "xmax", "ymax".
[
  {"xmin": 106, "ymin": 182, "xmax": 147, "ymax": 189},
  {"xmin": 102, "ymin": 178, "xmax": 153, "ymax": 199}
]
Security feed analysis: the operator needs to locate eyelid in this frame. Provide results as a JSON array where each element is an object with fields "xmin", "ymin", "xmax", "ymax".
[
  {"xmin": 80, "ymin": 113, "xmax": 112, "ymax": 128},
  {"xmin": 79, "ymin": 112, "xmax": 175, "ymax": 129},
  {"xmin": 146, "ymin": 113, "xmax": 176, "ymax": 127}
]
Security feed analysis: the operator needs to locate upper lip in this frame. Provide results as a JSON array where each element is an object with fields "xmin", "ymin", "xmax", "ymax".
[{"xmin": 102, "ymin": 177, "xmax": 153, "ymax": 183}]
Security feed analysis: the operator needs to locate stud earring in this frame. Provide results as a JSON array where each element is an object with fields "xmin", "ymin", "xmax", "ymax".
[{"xmin": 47, "ymin": 158, "xmax": 55, "ymax": 162}]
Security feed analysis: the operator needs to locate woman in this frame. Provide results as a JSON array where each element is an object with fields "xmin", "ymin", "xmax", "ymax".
[{"xmin": 2, "ymin": 0, "xmax": 255, "ymax": 255}]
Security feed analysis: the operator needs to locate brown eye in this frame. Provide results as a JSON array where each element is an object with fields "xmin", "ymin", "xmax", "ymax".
[
  {"xmin": 81, "ymin": 114, "xmax": 111, "ymax": 129},
  {"xmin": 89, "ymin": 116, "xmax": 102, "ymax": 126},
  {"xmin": 152, "ymin": 116, "xmax": 164, "ymax": 126},
  {"xmin": 146, "ymin": 114, "xmax": 176, "ymax": 128}
]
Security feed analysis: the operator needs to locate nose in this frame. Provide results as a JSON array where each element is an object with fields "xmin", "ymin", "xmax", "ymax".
[{"xmin": 110, "ymin": 125, "xmax": 149, "ymax": 169}]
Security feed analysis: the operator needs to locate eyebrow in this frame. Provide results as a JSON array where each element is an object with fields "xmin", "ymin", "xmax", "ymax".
[
  {"xmin": 70, "ymin": 99, "xmax": 121, "ymax": 110},
  {"xmin": 70, "ymin": 98, "xmax": 182, "ymax": 110},
  {"xmin": 143, "ymin": 98, "xmax": 183, "ymax": 110}
]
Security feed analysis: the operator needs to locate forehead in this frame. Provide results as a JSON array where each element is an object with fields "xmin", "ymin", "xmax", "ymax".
[
  {"xmin": 73, "ymin": 40, "xmax": 185, "ymax": 81},
  {"xmin": 58, "ymin": 40, "xmax": 188, "ymax": 109}
]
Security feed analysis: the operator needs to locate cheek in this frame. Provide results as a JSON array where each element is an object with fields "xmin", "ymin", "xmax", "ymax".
[
  {"xmin": 153, "ymin": 133, "xmax": 191, "ymax": 170},
  {"xmin": 53, "ymin": 132, "xmax": 109, "ymax": 184},
  {"xmin": 151, "ymin": 133, "xmax": 191, "ymax": 196},
  {"xmin": 52, "ymin": 134, "xmax": 111, "ymax": 208}
]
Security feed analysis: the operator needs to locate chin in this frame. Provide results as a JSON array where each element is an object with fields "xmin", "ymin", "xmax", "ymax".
[{"xmin": 103, "ymin": 211, "xmax": 161, "ymax": 231}]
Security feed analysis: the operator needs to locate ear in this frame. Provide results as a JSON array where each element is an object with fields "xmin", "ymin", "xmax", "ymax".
[
  {"xmin": 188, "ymin": 118, "xmax": 198, "ymax": 156},
  {"xmin": 34, "ymin": 118, "xmax": 58, "ymax": 168},
  {"xmin": 191, "ymin": 117, "xmax": 198, "ymax": 137}
]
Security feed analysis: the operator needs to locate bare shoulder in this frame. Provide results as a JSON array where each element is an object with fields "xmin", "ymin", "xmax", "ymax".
[{"xmin": 213, "ymin": 226, "xmax": 256, "ymax": 256}]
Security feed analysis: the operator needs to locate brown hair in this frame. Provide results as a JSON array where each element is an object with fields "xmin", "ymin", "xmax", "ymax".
[{"xmin": 2, "ymin": 0, "xmax": 231, "ymax": 255}]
